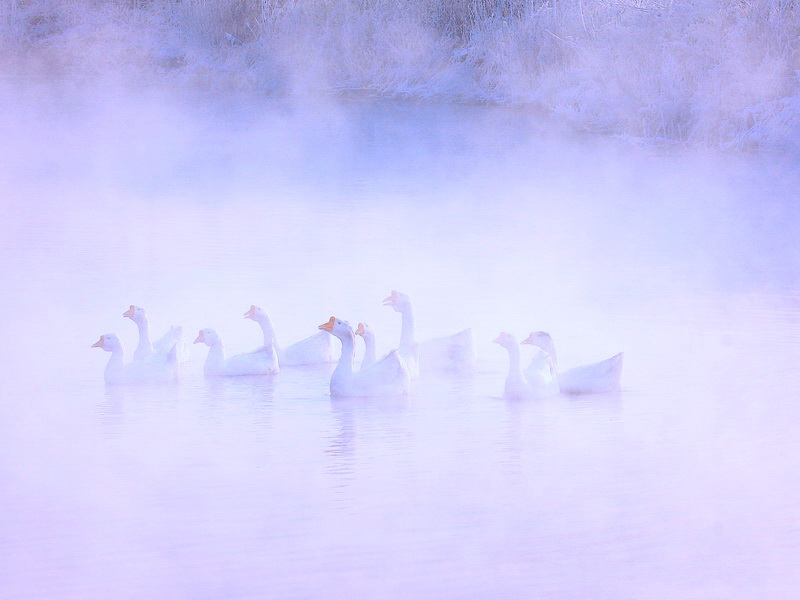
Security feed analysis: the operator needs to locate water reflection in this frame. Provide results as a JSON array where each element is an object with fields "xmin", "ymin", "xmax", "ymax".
[
  {"xmin": 97, "ymin": 381, "xmax": 183, "ymax": 432},
  {"xmin": 326, "ymin": 398, "xmax": 359, "ymax": 463},
  {"xmin": 325, "ymin": 395, "xmax": 409, "ymax": 496},
  {"xmin": 200, "ymin": 375, "xmax": 277, "ymax": 405}
]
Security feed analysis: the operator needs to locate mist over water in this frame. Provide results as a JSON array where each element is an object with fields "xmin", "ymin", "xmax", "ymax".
[{"xmin": 2, "ymin": 2, "xmax": 800, "ymax": 598}]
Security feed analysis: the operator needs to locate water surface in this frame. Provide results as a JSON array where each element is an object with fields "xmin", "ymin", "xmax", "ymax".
[{"xmin": 1, "ymin": 91, "xmax": 799, "ymax": 599}]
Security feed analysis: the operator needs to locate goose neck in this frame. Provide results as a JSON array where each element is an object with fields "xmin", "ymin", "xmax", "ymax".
[
  {"xmin": 399, "ymin": 304, "xmax": 416, "ymax": 348},
  {"xmin": 256, "ymin": 313, "xmax": 279, "ymax": 348},
  {"xmin": 506, "ymin": 342, "xmax": 522, "ymax": 372},
  {"xmin": 134, "ymin": 317, "xmax": 154, "ymax": 357},
  {"xmin": 334, "ymin": 332, "xmax": 356, "ymax": 377},
  {"xmin": 362, "ymin": 334, "xmax": 377, "ymax": 367},
  {"xmin": 205, "ymin": 339, "xmax": 226, "ymax": 368},
  {"xmin": 105, "ymin": 347, "xmax": 125, "ymax": 377}
]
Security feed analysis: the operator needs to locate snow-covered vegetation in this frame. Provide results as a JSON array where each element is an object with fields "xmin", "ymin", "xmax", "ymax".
[{"xmin": 1, "ymin": 0, "xmax": 799, "ymax": 149}]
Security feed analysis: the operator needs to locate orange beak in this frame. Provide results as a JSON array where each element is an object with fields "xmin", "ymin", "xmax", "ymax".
[
  {"xmin": 318, "ymin": 317, "xmax": 336, "ymax": 332},
  {"xmin": 382, "ymin": 290, "xmax": 398, "ymax": 305},
  {"xmin": 355, "ymin": 323, "xmax": 365, "ymax": 336},
  {"xmin": 243, "ymin": 305, "xmax": 257, "ymax": 319},
  {"xmin": 520, "ymin": 334, "xmax": 533, "ymax": 345},
  {"xmin": 492, "ymin": 333, "xmax": 505, "ymax": 344},
  {"xmin": 193, "ymin": 330, "xmax": 205, "ymax": 344},
  {"xmin": 92, "ymin": 335, "xmax": 104, "ymax": 348},
  {"xmin": 122, "ymin": 305, "xmax": 135, "ymax": 318}
]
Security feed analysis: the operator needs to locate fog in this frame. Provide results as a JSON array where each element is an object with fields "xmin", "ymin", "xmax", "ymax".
[{"xmin": 2, "ymin": 1, "xmax": 800, "ymax": 598}]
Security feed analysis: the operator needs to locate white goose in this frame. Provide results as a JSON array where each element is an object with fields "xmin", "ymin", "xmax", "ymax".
[
  {"xmin": 493, "ymin": 332, "xmax": 559, "ymax": 400},
  {"xmin": 244, "ymin": 305, "xmax": 335, "ymax": 366},
  {"xmin": 521, "ymin": 331, "xmax": 623, "ymax": 394},
  {"xmin": 355, "ymin": 322, "xmax": 377, "ymax": 370},
  {"xmin": 123, "ymin": 305, "xmax": 189, "ymax": 362},
  {"xmin": 92, "ymin": 333, "xmax": 179, "ymax": 384},
  {"xmin": 318, "ymin": 317, "xmax": 410, "ymax": 397},
  {"xmin": 383, "ymin": 290, "xmax": 476, "ymax": 377},
  {"xmin": 193, "ymin": 328, "xmax": 279, "ymax": 377}
]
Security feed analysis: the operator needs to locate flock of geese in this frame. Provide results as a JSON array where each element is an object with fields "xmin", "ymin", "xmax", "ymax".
[{"xmin": 92, "ymin": 290, "xmax": 624, "ymax": 399}]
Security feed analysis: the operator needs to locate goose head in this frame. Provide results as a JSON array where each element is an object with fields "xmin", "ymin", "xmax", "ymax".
[
  {"xmin": 383, "ymin": 290, "xmax": 411, "ymax": 312},
  {"xmin": 521, "ymin": 331, "xmax": 554, "ymax": 352},
  {"xmin": 355, "ymin": 322, "xmax": 374, "ymax": 340},
  {"xmin": 92, "ymin": 333, "xmax": 123, "ymax": 353},
  {"xmin": 122, "ymin": 305, "xmax": 147, "ymax": 324},
  {"xmin": 319, "ymin": 316, "xmax": 355, "ymax": 342},
  {"xmin": 492, "ymin": 331, "xmax": 518, "ymax": 350},
  {"xmin": 193, "ymin": 328, "xmax": 221, "ymax": 346},
  {"xmin": 243, "ymin": 305, "xmax": 267, "ymax": 322}
]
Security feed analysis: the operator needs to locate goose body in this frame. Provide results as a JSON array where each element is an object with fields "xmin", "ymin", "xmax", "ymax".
[
  {"xmin": 319, "ymin": 317, "xmax": 410, "ymax": 397},
  {"xmin": 123, "ymin": 305, "xmax": 189, "ymax": 362},
  {"xmin": 523, "ymin": 347, "xmax": 561, "ymax": 397},
  {"xmin": 494, "ymin": 332, "xmax": 558, "ymax": 400},
  {"xmin": 558, "ymin": 354, "xmax": 624, "ymax": 394},
  {"xmin": 244, "ymin": 305, "xmax": 335, "ymax": 366},
  {"xmin": 92, "ymin": 333, "xmax": 179, "ymax": 385},
  {"xmin": 419, "ymin": 328, "xmax": 477, "ymax": 373},
  {"xmin": 194, "ymin": 328, "xmax": 279, "ymax": 377},
  {"xmin": 383, "ymin": 290, "xmax": 475, "ymax": 377},
  {"xmin": 522, "ymin": 331, "xmax": 623, "ymax": 394}
]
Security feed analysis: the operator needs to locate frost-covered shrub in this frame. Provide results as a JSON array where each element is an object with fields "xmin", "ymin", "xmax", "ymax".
[{"xmin": 1, "ymin": 0, "xmax": 798, "ymax": 150}]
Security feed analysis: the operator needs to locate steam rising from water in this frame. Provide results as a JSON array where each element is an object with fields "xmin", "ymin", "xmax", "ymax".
[
  {"xmin": 1, "ymin": 85, "xmax": 799, "ymax": 381},
  {"xmin": 0, "ymin": 84, "xmax": 797, "ymax": 374}
]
